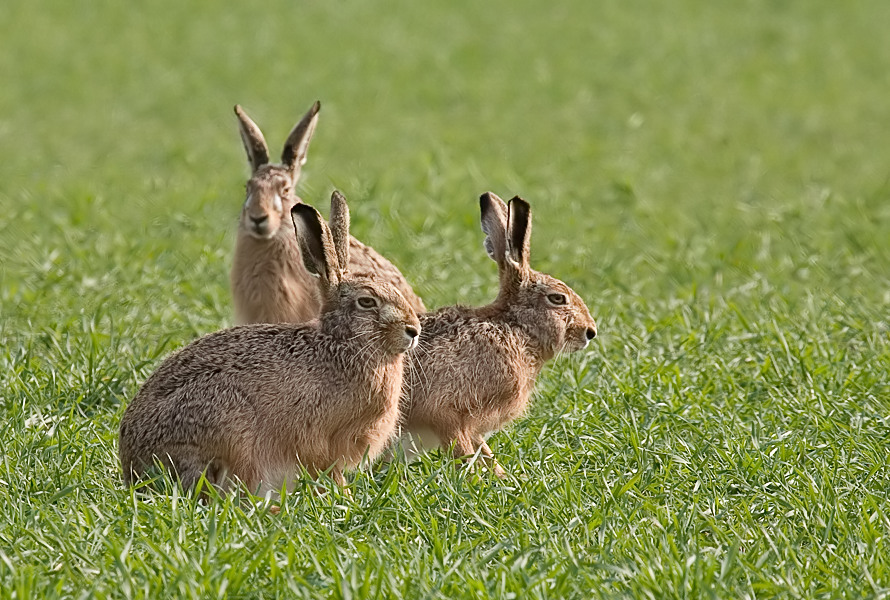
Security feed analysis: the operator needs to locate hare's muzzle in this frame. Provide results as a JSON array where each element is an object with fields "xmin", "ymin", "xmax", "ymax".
[
  {"xmin": 576, "ymin": 325, "xmax": 597, "ymax": 350},
  {"xmin": 404, "ymin": 324, "xmax": 420, "ymax": 350},
  {"xmin": 564, "ymin": 320, "xmax": 597, "ymax": 353},
  {"xmin": 250, "ymin": 214, "xmax": 270, "ymax": 235}
]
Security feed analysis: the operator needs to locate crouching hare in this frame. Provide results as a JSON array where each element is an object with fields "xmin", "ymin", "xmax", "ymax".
[
  {"xmin": 231, "ymin": 102, "xmax": 425, "ymax": 325},
  {"xmin": 120, "ymin": 194, "xmax": 420, "ymax": 495},
  {"xmin": 400, "ymin": 192, "xmax": 597, "ymax": 477}
]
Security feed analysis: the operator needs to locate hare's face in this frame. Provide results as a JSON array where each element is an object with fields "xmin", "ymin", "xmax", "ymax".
[
  {"xmin": 240, "ymin": 166, "xmax": 298, "ymax": 240},
  {"xmin": 335, "ymin": 279, "xmax": 421, "ymax": 356},
  {"xmin": 514, "ymin": 272, "xmax": 597, "ymax": 357}
]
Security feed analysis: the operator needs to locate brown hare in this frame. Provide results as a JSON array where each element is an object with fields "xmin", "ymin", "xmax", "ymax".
[
  {"xmin": 120, "ymin": 193, "xmax": 421, "ymax": 496},
  {"xmin": 400, "ymin": 192, "xmax": 597, "ymax": 477},
  {"xmin": 231, "ymin": 102, "xmax": 425, "ymax": 325}
]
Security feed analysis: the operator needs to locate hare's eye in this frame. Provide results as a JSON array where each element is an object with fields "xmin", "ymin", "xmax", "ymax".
[
  {"xmin": 356, "ymin": 296, "xmax": 379, "ymax": 310},
  {"xmin": 281, "ymin": 186, "xmax": 292, "ymax": 197},
  {"xmin": 546, "ymin": 293, "xmax": 568, "ymax": 306}
]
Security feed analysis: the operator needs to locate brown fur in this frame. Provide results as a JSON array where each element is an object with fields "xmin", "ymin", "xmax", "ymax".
[
  {"xmin": 230, "ymin": 104, "xmax": 425, "ymax": 325},
  {"xmin": 400, "ymin": 193, "xmax": 597, "ymax": 477},
  {"xmin": 120, "ymin": 199, "xmax": 421, "ymax": 495}
]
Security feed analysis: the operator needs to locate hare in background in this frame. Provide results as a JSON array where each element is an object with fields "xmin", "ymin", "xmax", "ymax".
[{"xmin": 231, "ymin": 102, "xmax": 425, "ymax": 326}]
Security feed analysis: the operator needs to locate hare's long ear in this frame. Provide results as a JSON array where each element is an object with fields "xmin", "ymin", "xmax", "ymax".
[
  {"xmin": 328, "ymin": 190, "xmax": 351, "ymax": 275},
  {"xmin": 234, "ymin": 105, "xmax": 270, "ymax": 173},
  {"xmin": 281, "ymin": 101, "xmax": 320, "ymax": 182},
  {"xmin": 480, "ymin": 192, "xmax": 509, "ymax": 267},
  {"xmin": 507, "ymin": 197, "xmax": 532, "ymax": 277},
  {"xmin": 291, "ymin": 203, "xmax": 341, "ymax": 289}
]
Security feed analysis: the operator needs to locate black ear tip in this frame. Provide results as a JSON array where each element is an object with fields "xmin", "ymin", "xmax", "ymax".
[
  {"xmin": 509, "ymin": 197, "xmax": 531, "ymax": 213},
  {"xmin": 331, "ymin": 190, "xmax": 346, "ymax": 202},
  {"xmin": 482, "ymin": 191, "xmax": 508, "ymax": 209},
  {"xmin": 290, "ymin": 202, "xmax": 315, "ymax": 220},
  {"xmin": 312, "ymin": 100, "xmax": 321, "ymax": 113},
  {"xmin": 480, "ymin": 191, "xmax": 497, "ymax": 212}
]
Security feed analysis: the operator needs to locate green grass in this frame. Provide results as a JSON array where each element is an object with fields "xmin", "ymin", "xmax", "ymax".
[{"xmin": 2, "ymin": 0, "xmax": 890, "ymax": 597}]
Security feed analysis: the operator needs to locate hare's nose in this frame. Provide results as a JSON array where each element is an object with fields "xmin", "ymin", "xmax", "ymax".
[
  {"xmin": 250, "ymin": 215, "xmax": 269, "ymax": 226},
  {"xmin": 404, "ymin": 325, "xmax": 419, "ymax": 340},
  {"xmin": 585, "ymin": 327, "xmax": 597, "ymax": 341}
]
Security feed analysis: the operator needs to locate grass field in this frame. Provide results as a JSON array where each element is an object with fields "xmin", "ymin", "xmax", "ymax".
[{"xmin": 2, "ymin": 0, "xmax": 890, "ymax": 597}]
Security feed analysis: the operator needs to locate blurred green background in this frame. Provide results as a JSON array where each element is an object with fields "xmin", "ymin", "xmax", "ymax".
[{"xmin": 4, "ymin": 0, "xmax": 888, "ymax": 332}]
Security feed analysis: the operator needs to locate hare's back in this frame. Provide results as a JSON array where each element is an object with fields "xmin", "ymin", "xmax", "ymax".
[
  {"xmin": 136, "ymin": 323, "xmax": 318, "ymax": 399},
  {"xmin": 412, "ymin": 308, "xmax": 527, "ymax": 400},
  {"xmin": 419, "ymin": 307, "xmax": 519, "ymax": 351}
]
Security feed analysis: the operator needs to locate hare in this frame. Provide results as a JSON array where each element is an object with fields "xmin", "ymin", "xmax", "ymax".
[
  {"xmin": 399, "ymin": 192, "xmax": 597, "ymax": 477},
  {"xmin": 120, "ymin": 193, "xmax": 421, "ymax": 495},
  {"xmin": 231, "ymin": 102, "xmax": 425, "ymax": 325}
]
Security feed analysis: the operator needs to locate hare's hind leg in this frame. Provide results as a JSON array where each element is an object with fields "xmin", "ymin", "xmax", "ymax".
[
  {"xmin": 164, "ymin": 446, "xmax": 235, "ymax": 495},
  {"xmin": 474, "ymin": 437, "xmax": 507, "ymax": 479},
  {"xmin": 448, "ymin": 431, "xmax": 476, "ymax": 461},
  {"xmin": 447, "ymin": 431, "xmax": 507, "ymax": 479}
]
